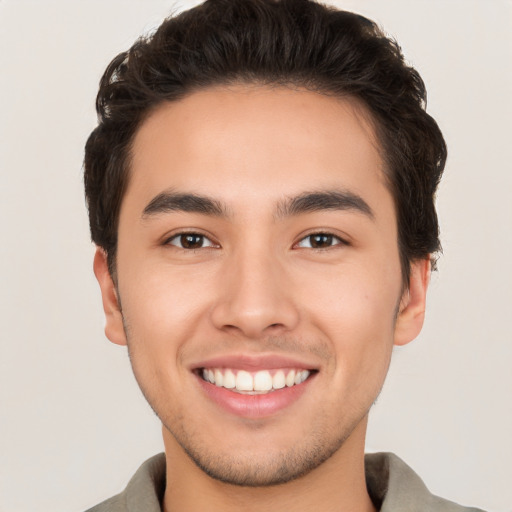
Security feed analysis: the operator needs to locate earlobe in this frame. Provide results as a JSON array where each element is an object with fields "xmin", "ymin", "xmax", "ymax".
[
  {"xmin": 393, "ymin": 258, "xmax": 431, "ymax": 347},
  {"xmin": 93, "ymin": 248, "xmax": 127, "ymax": 346}
]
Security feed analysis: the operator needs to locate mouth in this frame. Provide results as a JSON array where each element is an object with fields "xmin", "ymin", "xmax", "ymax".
[
  {"xmin": 197, "ymin": 367, "xmax": 314, "ymax": 394},
  {"xmin": 192, "ymin": 356, "xmax": 318, "ymax": 418}
]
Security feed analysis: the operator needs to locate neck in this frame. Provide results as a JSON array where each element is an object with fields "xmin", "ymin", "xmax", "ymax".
[{"xmin": 162, "ymin": 419, "xmax": 377, "ymax": 512}]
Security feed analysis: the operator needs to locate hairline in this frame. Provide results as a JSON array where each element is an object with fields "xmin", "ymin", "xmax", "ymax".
[{"xmin": 106, "ymin": 80, "xmax": 416, "ymax": 288}]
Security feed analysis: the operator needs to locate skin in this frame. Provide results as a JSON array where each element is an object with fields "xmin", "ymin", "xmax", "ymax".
[{"xmin": 94, "ymin": 85, "xmax": 430, "ymax": 512}]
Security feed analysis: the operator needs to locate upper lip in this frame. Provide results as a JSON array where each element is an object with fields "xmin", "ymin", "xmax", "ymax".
[{"xmin": 190, "ymin": 353, "xmax": 320, "ymax": 372}]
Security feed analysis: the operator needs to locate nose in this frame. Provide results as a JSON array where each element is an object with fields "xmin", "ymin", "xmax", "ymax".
[{"xmin": 210, "ymin": 248, "xmax": 300, "ymax": 339}]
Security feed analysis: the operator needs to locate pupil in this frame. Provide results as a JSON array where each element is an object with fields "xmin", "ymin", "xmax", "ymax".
[
  {"xmin": 181, "ymin": 234, "xmax": 203, "ymax": 249},
  {"xmin": 311, "ymin": 234, "xmax": 332, "ymax": 248}
]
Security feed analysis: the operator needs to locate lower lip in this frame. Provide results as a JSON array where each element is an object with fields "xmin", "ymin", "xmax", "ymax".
[{"xmin": 196, "ymin": 374, "xmax": 314, "ymax": 419}]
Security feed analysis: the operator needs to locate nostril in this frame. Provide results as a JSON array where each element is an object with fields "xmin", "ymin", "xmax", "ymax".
[{"xmin": 210, "ymin": 294, "xmax": 301, "ymax": 338}]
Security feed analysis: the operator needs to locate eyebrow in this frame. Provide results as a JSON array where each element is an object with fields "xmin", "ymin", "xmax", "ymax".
[
  {"xmin": 142, "ymin": 191, "xmax": 229, "ymax": 218},
  {"xmin": 141, "ymin": 189, "xmax": 374, "ymax": 221},
  {"xmin": 275, "ymin": 190, "xmax": 374, "ymax": 220}
]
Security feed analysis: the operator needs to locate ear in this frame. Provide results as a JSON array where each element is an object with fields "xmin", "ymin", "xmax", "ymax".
[
  {"xmin": 93, "ymin": 247, "xmax": 127, "ymax": 346},
  {"xmin": 394, "ymin": 258, "xmax": 431, "ymax": 347}
]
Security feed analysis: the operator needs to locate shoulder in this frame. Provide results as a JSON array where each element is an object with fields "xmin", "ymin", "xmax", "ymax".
[
  {"xmin": 85, "ymin": 493, "xmax": 126, "ymax": 512},
  {"xmin": 365, "ymin": 452, "xmax": 486, "ymax": 512},
  {"xmin": 84, "ymin": 453, "xmax": 166, "ymax": 512}
]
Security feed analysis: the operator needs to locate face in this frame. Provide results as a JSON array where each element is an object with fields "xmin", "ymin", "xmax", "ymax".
[{"xmin": 95, "ymin": 85, "xmax": 428, "ymax": 486}]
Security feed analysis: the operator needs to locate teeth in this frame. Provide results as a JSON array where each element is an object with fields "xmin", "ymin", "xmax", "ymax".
[
  {"xmin": 223, "ymin": 369, "xmax": 236, "ymax": 388},
  {"xmin": 214, "ymin": 369, "xmax": 223, "ymax": 387},
  {"xmin": 236, "ymin": 370, "xmax": 253, "ymax": 391},
  {"xmin": 299, "ymin": 370, "xmax": 310, "ymax": 383},
  {"xmin": 254, "ymin": 370, "xmax": 273, "ymax": 391},
  {"xmin": 294, "ymin": 370, "xmax": 309, "ymax": 385},
  {"xmin": 201, "ymin": 368, "xmax": 311, "ymax": 393},
  {"xmin": 285, "ymin": 370, "xmax": 296, "ymax": 387},
  {"xmin": 272, "ymin": 370, "xmax": 286, "ymax": 389}
]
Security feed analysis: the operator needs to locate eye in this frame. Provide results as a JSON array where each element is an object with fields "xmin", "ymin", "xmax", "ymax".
[
  {"xmin": 296, "ymin": 233, "xmax": 346, "ymax": 249},
  {"xmin": 166, "ymin": 233, "xmax": 217, "ymax": 249}
]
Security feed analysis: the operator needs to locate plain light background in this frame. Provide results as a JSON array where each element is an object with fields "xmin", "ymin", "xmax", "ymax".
[{"xmin": 0, "ymin": 1, "xmax": 511, "ymax": 511}]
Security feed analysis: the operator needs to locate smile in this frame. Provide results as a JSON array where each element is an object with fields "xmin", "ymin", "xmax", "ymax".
[
  {"xmin": 201, "ymin": 368, "xmax": 311, "ymax": 394},
  {"xmin": 193, "ymin": 355, "xmax": 318, "ymax": 418}
]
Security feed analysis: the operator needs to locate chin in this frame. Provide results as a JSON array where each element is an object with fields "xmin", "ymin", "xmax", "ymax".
[
  {"xmin": 162, "ymin": 409, "xmax": 364, "ymax": 487},
  {"xmin": 179, "ymin": 440, "xmax": 340, "ymax": 487}
]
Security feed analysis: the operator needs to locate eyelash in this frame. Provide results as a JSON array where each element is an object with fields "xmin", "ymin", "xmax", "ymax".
[
  {"xmin": 164, "ymin": 231, "xmax": 347, "ymax": 250},
  {"xmin": 294, "ymin": 232, "xmax": 348, "ymax": 250},
  {"xmin": 165, "ymin": 232, "xmax": 218, "ymax": 250}
]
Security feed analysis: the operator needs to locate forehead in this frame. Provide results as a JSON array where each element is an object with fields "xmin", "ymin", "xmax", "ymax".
[{"xmin": 125, "ymin": 85, "xmax": 390, "ymax": 219}]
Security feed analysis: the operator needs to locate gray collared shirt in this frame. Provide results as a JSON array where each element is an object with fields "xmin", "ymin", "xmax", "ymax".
[{"xmin": 85, "ymin": 452, "xmax": 486, "ymax": 511}]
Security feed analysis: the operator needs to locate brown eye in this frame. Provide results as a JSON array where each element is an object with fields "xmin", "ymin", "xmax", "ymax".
[
  {"xmin": 181, "ymin": 234, "xmax": 204, "ymax": 249},
  {"xmin": 296, "ymin": 233, "xmax": 345, "ymax": 249},
  {"xmin": 167, "ymin": 233, "xmax": 216, "ymax": 249},
  {"xmin": 309, "ymin": 234, "xmax": 334, "ymax": 248}
]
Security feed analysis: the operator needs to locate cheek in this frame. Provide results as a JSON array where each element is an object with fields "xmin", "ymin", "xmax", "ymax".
[
  {"xmin": 300, "ymin": 263, "xmax": 399, "ymax": 382},
  {"xmin": 325, "ymin": 291, "xmax": 395, "ymax": 377},
  {"xmin": 304, "ymin": 263, "xmax": 399, "ymax": 334},
  {"xmin": 117, "ymin": 267, "xmax": 215, "ymax": 413},
  {"xmin": 118, "ymin": 264, "xmax": 216, "ymax": 361}
]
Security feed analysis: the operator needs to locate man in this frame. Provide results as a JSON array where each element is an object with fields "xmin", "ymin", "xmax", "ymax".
[{"xmin": 83, "ymin": 0, "xmax": 483, "ymax": 510}]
